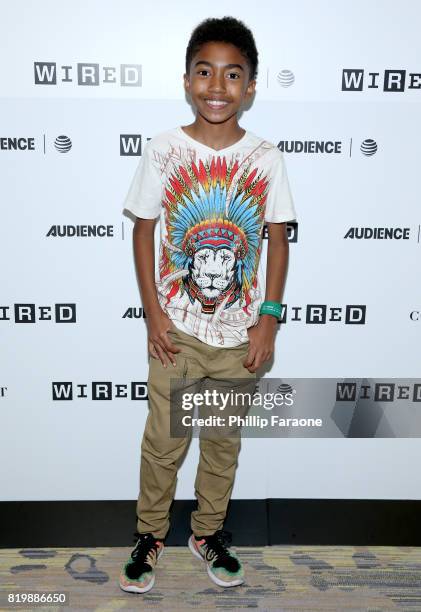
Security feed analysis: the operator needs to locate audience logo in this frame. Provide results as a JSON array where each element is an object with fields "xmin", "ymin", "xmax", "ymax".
[
  {"xmin": 278, "ymin": 140, "xmax": 342, "ymax": 154},
  {"xmin": 344, "ymin": 227, "xmax": 410, "ymax": 240},
  {"xmin": 0, "ymin": 137, "xmax": 35, "ymax": 151},
  {"xmin": 123, "ymin": 307, "xmax": 147, "ymax": 319},
  {"xmin": 46, "ymin": 225, "xmax": 115, "ymax": 238}
]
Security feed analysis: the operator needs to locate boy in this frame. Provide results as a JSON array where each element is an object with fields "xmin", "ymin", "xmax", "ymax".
[{"xmin": 119, "ymin": 16, "xmax": 297, "ymax": 593}]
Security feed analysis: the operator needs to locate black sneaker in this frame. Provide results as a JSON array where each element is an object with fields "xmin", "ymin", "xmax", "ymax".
[
  {"xmin": 188, "ymin": 529, "xmax": 244, "ymax": 587},
  {"xmin": 119, "ymin": 532, "xmax": 164, "ymax": 593}
]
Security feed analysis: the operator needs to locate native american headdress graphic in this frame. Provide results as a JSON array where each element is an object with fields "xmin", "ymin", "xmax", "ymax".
[{"xmin": 160, "ymin": 156, "xmax": 269, "ymax": 315}]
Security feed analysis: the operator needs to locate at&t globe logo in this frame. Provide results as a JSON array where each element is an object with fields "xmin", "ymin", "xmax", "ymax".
[
  {"xmin": 277, "ymin": 70, "xmax": 295, "ymax": 87},
  {"xmin": 360, "ymin": 139, "xmax": 377, "ymax": 156},
  {"xmin": 54, "ymin": 135, "xmax": 72, "ymax": 153}
]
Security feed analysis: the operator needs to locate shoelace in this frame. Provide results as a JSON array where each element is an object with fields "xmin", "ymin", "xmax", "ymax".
[
  {"xmin": 202, "ymin": 529, "xmax": 233, "ymax": 563},
  {"xmin": 130, "ymin": 532, "xmax": 160, "ymax": 566}
]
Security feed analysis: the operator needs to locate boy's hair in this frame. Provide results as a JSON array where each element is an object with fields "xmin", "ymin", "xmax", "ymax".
[{"xmin": 185, "ymin": 16, "xmax": 258, "ymax": 81}]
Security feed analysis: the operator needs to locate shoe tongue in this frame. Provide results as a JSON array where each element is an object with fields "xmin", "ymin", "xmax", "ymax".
[
  {"xmin": 139, "ymin": 533, "xmax": 155, "ymax": 546},
  {"xmin": 215, "ymin": 531, "xmax": 231, "ymax": 546}
]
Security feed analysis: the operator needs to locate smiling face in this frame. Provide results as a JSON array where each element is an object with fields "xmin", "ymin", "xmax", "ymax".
[{"xmin": 184, "ymin": 41, "xmax": 256, "ymax": 125}]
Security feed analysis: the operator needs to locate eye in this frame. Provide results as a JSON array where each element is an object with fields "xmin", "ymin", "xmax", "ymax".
[
  {"xmin": 227, "ymin": 72, "xmax": 240, "ymax": 79},
  {"xmin": 197, "ymin": 69, "xmax": 210, "ymax": 77}
]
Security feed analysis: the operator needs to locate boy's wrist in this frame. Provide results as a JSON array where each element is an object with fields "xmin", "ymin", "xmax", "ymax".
[
  {"xmin": 258, "ymin": 313, "xmax": 278, "ymax": 325},
  {"xmin": 142, "ymin": 299, "xmax": 162, "ymax": 318}
]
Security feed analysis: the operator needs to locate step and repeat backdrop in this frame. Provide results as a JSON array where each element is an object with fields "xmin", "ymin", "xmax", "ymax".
[{"xmin": 1, "ymin": 0, "xmax": 420, "ymax": 502}]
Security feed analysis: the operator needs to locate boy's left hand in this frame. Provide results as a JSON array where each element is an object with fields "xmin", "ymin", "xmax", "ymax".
[{"xmin": 243, "ymin": 315, "xmax": 277, "ymax": 373}]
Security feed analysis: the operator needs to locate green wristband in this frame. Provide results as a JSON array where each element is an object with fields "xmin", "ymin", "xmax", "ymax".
[{"xmin": 259, "ymin": 301, "xmax": 282, "ymax": 318}]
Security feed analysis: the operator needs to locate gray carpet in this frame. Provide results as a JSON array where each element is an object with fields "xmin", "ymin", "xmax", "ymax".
[{"xmin": 1, "ymin": 545, "xmax": 421, "ymax": 610}]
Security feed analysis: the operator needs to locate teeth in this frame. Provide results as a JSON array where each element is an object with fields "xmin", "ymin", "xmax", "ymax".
[{"xmin": 206, "ymin": 100, "xmax": 228, "ymax": 107}]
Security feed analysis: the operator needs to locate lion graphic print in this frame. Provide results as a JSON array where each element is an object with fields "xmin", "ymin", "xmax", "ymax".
[{"xmin": 123, "ymin": 127, "xmax": 297, "ymax": 348}]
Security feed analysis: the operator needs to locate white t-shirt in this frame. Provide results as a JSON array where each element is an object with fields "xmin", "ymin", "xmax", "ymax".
[{"xmin": 123, "ymin": 126, "xmax": 297, "ymax": 348}]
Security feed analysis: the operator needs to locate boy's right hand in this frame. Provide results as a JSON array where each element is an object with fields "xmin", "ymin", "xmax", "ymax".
[{"xmin": 147, "ymin": 309, "xmax": 181, "ymax": 368}]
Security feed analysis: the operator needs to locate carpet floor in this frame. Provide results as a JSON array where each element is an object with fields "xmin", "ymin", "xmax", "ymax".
[{"xmin": 1, "ymin": 545, "xmax": 421, "ymax": 611}]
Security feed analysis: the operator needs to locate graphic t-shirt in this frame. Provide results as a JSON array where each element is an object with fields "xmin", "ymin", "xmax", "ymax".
[{"xmin": 123, "ymin": 126, "xmax": 297, "ymax": 348}]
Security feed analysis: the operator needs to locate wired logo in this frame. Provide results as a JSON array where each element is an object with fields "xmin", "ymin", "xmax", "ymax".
[
  {"xmin": 51, "ymin": 381, "xmax": 148, "ymax": 400},
  {"xmin": 341, "ymin": 69, "xmax": 421, "ymax": 92},
  {"xmin": 120, "ymin": 135, "xmax": 151, "ymax": 156},
  {"xmin": 34, "ymin": 62, "xmax": 142, "ymax": 87},
  {"xmin": 0, "ymin": 304, "xmax": 76, "ymax": 323},
  {"xmin": 337, "ymin": 381, "xmax": 421, "ymax": 402}
]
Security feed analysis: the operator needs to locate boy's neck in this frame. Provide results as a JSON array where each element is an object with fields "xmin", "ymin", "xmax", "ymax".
[{"xmin": 181, "ymin": 117, "xmax": 245, "ymax": 151}]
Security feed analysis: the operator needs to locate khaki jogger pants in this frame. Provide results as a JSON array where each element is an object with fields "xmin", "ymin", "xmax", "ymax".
[{"xmin": 136, "ymin": 324, "xmax": 256, "ymax": 539}]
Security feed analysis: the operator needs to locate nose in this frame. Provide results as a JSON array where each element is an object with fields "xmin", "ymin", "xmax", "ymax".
[{"xmin": 208, "ymin": 70, "xmax": 226, "ymax": 93}]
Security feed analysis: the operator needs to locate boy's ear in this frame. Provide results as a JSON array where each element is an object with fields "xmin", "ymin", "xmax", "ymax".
[
  {"xmin": 245, "ymin": 78, "xmax": 256, "ymax": 99},
  {"xmin": 183, "ymin": 73, "xmax": 190, "ymax": 94}
]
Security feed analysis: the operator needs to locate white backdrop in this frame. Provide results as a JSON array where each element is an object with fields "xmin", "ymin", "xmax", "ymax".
[{"xmin": 1, "ymin": 0, "xmax": 420, "ymax": 501}]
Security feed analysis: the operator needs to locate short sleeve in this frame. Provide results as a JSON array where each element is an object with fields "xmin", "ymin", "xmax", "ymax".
[
  {"xmin": 122, "ymin": 141, "xmax": 162, "ymax": 219},
  {"xmin": 264, "ymin": 150, "xmax": 297, "ymax": 223}
]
